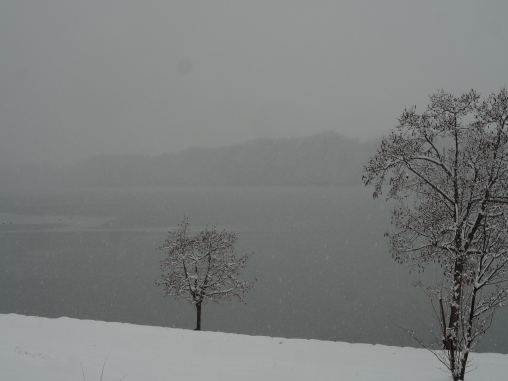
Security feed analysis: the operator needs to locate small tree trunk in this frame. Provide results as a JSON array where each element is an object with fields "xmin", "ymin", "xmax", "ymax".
[{"xmin": 194, "ymin": 302, "xmax": 202, "ymax": 331}]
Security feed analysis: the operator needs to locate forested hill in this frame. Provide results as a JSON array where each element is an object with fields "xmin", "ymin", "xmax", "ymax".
[
  {"xmin": 69, "ymin": 132, "xmax": 377, "ymax": 187},
  {"xmin": 2, "ymin": 132, "xmax": 379, "ymax": 189}
]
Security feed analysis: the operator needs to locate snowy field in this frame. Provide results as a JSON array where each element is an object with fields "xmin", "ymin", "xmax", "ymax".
[{"xmin": 1, "ymin": 314, "xmax": 506, "ymax": 381}]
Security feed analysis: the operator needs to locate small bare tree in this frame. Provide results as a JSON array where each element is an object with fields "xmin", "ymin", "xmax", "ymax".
[
  {"xmin": 364, "ymin": 88, "xmax": 508, "ymax": 381},
  {"xmin": 156, "ymin": 217, "xmax": 254, "ymax": 331}
]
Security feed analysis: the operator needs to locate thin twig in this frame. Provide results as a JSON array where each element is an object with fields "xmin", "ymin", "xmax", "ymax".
[{"xmin": 100, "ymin": 357, "xmax": 107, "ymax": 381}]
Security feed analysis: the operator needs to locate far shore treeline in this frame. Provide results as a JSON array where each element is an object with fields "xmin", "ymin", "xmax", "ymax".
[{"xmin": 0, "ymin": 132, "xmax": 378, "ymax": 190}]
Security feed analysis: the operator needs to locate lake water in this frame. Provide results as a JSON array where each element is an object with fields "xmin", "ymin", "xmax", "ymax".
[{"xmin": 0, "ymin": 185, "xmax": 506, "ymax": 353}]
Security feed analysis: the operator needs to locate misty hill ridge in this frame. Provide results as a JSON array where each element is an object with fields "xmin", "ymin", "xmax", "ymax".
[
  {"xmin": 69, "ymin": 132, "xmax": 376, "ymax": 187},
  {"xmin": 0, "ymin": 132, "xmax": 378, "ymax": 189}
]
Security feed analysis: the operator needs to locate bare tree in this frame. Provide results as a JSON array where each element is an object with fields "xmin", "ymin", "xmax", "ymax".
[
  {"xmin": 156, "ymin": 217, "xmax": 254, "ymax": 331},
  {"xmin": 364, "ymin": 88, "xmax": 508, "ymax": 381}
]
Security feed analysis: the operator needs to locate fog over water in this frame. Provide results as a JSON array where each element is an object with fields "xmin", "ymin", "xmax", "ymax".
[
  {"xmin": 1, "ymin": 1, "xmax": 507, "ymax": 165},
  {"xmin": 1, "ymin": 1, "xmax": 508, "ymax": 355}
]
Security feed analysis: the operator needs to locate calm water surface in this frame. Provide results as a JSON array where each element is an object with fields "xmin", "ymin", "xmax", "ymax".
[{"xmin": 0, "ymin": 186, "xmax": 506, "ymax": 352}]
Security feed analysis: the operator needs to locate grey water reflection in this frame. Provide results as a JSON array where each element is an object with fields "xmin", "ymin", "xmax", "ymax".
[{"xmin": 0, "ymin": 186, "xmax": 506, "ymax": 353}]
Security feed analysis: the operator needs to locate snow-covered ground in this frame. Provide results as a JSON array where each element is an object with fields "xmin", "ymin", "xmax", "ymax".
[{"xmin": 1, "ymin": 314, "xmax": 506, "ymax": 381}]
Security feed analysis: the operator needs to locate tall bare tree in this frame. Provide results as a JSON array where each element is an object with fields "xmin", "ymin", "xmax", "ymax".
[
  {"xmin": 364, "ymin": 88, "xmax": 508, "ymax": 380},
  {"xmin": 156, "ymin": 217, "xmax": 254, "ymax": 331}
]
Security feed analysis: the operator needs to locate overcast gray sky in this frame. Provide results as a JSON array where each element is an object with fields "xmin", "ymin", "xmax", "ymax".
[{"xmin": 1, "ymin": 1, "xmax": 507, "ymax": 165}]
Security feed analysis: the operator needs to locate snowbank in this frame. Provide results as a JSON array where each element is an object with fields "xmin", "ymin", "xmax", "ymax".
[{"xmin": 1, "ymin": 314, "xmax": 506, "ymax": 380}]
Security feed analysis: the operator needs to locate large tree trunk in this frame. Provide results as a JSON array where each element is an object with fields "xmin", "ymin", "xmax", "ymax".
[
  {"xmin": 447, "ymin": 257, "xmax": 464, "ymax": 380},
  {"xmin": 458, "ymin": 287, "xmax": 478, "ymax": 381},
  {"xmin": 194, "ymin": 302, "xmax": 202, "ymax": 331}
]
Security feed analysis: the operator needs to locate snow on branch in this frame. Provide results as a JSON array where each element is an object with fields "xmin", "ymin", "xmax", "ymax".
[
  {"xmin": 364, "ymin": 88, "xmax": 508, "ymax": 381},
  {"xmin": 156, "ymin": 217, "xmax": 255, "ymax": 330}
]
